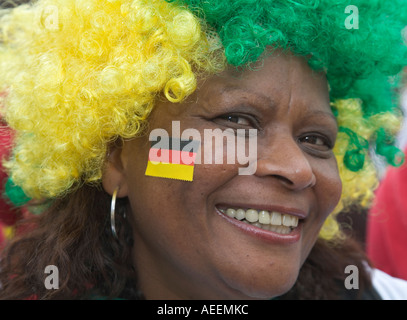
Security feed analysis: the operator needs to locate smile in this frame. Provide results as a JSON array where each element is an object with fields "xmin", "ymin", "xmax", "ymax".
[{"xmin": 218, "ymin": 207, "xmax": 300, "ymax": 235}]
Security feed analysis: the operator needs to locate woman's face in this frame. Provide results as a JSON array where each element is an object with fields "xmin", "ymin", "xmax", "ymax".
[{"xmin": 105, "ymin": 52, "xmax": 342, "ymax": 299}]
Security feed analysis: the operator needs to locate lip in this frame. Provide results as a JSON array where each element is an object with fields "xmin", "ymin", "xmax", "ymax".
[{"xmin": 215, "ymin": 205, "xmax": 304, "ymax": 244}]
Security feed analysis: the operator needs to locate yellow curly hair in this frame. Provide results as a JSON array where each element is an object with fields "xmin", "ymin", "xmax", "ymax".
[{"xmin": 1, "ymin": 0, "xmax": 223, "ymax": 198}]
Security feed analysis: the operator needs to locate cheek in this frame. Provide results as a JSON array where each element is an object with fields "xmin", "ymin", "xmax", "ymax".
[
  {"xmin": 126, "ymin": 155, "xmax": 232, "ymax": 236},
  {"xmin": 315, "ymin": 158, "xmax": 343, "ymax": 218},
  {"xmin": 122, "ymin": 128, "xmax": 238, "ymax": 233},
  {"xmin": 299, "ymin": 159, "xmax": 342, "ymax": 263}
]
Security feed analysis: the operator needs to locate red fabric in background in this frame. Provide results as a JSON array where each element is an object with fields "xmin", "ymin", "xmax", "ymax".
[
  {"xmin": 367, "ymin": 149, "xmax": 407, "ymax": 280},
  {"xmin": 0, "ymin": 91, "xmax": 26, "ymax": 247},
  {"xmin": 0, "ymin": 124, "xmax": 18, "ymax": 247}
]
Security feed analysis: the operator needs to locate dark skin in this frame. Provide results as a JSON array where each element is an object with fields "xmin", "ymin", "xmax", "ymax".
[{"xmin": 102, "ymin": 52, "xmax": 342, "ymax": 299}]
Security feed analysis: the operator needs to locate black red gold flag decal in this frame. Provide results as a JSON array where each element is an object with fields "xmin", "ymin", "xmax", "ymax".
[{"xmin": 145, "ymin": 137, "xmax": 200, "ymax": 181}]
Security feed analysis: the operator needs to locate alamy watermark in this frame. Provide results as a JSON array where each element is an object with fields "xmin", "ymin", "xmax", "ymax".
[
  {"xmin": 44, "ymin": 265, "xmax": 59, "ymax": 290},
  {"xmin": 38, "ymin": 5, "xmax": 59, "ymax": 31},
  {"xmin": 38, "ymin": 5, "xmax": 361, "ymax": 34},
  {"xmin": 344, "ymin": 265, "xmax": 359, "ymax": 290},
  {"xmin": 345, "ymin": 5, "xmax": 359, "ymax": 30},
  {"xmin": 149, "ymin": 121, "xmax": 258, "ymax": 175},
  {"xmin": 37, "ymin": 5, "xmax": 361, "ymax": 31},
  {"xmin": 43, "ymin": 264, "xmax": 361, "ymax": 294}
]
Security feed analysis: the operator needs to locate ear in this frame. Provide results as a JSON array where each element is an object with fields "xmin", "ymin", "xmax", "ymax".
[{"xmin": 102, "ymin": 140, "xmax": 129, "ymax": 198}]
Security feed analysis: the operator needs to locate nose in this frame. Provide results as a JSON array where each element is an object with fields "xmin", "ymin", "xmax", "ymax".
[{"xmin": 254, "ymin": 136, "xmax": 316, "ymax": 191}]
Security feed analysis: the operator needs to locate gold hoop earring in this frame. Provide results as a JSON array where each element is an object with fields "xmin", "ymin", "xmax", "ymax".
[{"xmin": 110, "ymin": 187, "xmax": 119, "ymax": 240}]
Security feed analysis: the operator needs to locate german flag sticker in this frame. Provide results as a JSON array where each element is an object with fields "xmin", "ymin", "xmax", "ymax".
[{"xmin": 145, "ymin": 137, "xmax": 200, "ymax": 181}]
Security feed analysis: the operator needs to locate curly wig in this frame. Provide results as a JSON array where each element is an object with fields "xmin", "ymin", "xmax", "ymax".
[{"xmin": 0, "ymin": 0, "xmax": 406, "ymax": 241}]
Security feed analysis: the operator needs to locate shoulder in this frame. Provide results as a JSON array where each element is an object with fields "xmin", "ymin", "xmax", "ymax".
[{"xmin": 370, "ymin": 268, "xmax": 407, "ymax": 300}]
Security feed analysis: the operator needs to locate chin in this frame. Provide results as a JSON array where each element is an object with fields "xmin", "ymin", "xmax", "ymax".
[{"xmin": 222, "ymin": 267, "xmax": 300, "ymax": 300}]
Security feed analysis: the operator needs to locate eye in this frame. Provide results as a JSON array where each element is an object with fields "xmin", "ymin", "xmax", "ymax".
[
  {"xmin": 219, "ymin": 114, "xmax": 252, "ymax": 126},
  {"xmin": 301, "ymin": 135, "xmax": 326, "ymax": 146},
  {"xmin": 214, "ymin": 113, "xmax": 259, "ymax": 129},
  {"xmin": 299, "ymin": 134, "xmax": 333, "ymax": 151},
  {"xmin": 211, "ymin": 113, "xmax": 260, "ymax": 138}
]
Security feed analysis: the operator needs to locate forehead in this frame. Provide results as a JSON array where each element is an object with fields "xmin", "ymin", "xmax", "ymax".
[{"xmin": 197, "ymin": 52, "xmax": 331, "ymax": 114}]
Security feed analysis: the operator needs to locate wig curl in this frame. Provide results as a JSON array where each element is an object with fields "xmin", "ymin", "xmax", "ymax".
[
  {"xmin": 1, "ymin": 0, "xmax": 407, "ymax": 240},
  {"xmin": 0, "ymin": 0, "xmax": 224, "ymax": 199}
]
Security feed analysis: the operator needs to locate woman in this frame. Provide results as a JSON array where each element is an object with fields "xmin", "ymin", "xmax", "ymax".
[{"xmin": 0, "ymin": 0, "xmax": 406, "ymax": 299}]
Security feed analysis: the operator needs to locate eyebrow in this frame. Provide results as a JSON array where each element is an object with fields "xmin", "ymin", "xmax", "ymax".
[
  {"xmin": 308, "ymin": 110, "xmax": 338, "ymax": 123},
  {"xmin": 220, "ymin": 86, "xmax": 335, "ymax": 123},
  {"xmin": 220, "ymin": 85, "xmax": 277, "ymax": 111}
]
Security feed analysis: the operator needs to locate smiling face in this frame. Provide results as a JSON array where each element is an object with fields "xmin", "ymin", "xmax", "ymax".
[{"xmin": 102, "ymin": 51, "xmax": 342, "ymax": 299}]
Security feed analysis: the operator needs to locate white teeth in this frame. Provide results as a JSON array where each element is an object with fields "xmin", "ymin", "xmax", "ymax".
[
  {"xmin": 270, "ymin": 225, "xmax": 291, "ymax": 234},
  {"xmin": 236, "ymin": 209, "xmax": 246, "ymax": 221},
  {"xmin": 226, "ymin": 208, "xmax": 236, "ymax": 218},
  {"xmin": 282, "ymin": 214, "xmax": 292, "ymax": 227},
  {"xmin": 270, "ymin": 211, "xmax": 282, "ymax": 225},
  {"xmin": 258, "ymin": 210, "xmax": 270, "ymax": 224},
  {"xmin": 283, "ymin": 214, "xmax": 299, "ymax": 227},
  {"xmin": 245, "ymin": 209, "xmax": 258, "ymax": 223},
  {"xmin": 220, "ymin": 207, "xmax": 300, "ymax": 232}
]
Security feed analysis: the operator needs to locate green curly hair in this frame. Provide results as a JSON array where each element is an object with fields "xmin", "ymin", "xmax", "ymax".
[{"xmin": 176, "ymin": 0, "xmax": 407, "ymax": 163}]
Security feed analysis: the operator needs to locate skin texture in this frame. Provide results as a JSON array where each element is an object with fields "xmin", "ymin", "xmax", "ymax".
[{"xmin": 102, "ymin": 51, "xmax": 342, "ymax": 299}]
